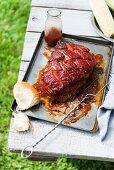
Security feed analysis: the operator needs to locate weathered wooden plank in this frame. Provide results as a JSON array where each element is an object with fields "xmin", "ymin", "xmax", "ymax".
[
  {"xmin": 27, "ymin": 7, "xmax": 98, "ymax": 36},
  {"xmin": 31, "ymin": 0, "xmax": 91, "ymax": 10},
  {"xmin": 28, "ymin": 156, "xmax": 57, "ymax": 161},
  {"xmin": 10, "ymin": 149, "xmax": 57, "ymax": 161},
  {"xmin": 18, "ymin": 61, "xmax": 30, "ymax": 81},
  {"xmin": 22, "ymin": 32, "xmax": 41, "ymax": 61},
  {"xmin": 8, "ymin": 118, "xmax": 114, "ymax": 162},
  {"xmin": 18, "ymin": 70, "xmax": 25, "ymax": 81},
  {"xmin": 19, "ymin": 61, "xmax": 29, "ymax": 72}
]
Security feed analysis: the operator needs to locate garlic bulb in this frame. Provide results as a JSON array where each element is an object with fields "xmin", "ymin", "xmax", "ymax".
[{"xmin": 13, "ymin": 112, "xmax": 30, "ymax": 132}]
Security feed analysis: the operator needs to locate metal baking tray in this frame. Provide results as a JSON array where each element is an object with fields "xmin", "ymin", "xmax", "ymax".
[{"xmin": 12, "ymin": 31, "xmax": 114, "ymax": 132}]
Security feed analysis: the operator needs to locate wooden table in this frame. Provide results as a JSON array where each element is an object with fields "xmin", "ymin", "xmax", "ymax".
[{"xmin": 8, "ymin": 0, "xmax": 114, "ymax": 162}]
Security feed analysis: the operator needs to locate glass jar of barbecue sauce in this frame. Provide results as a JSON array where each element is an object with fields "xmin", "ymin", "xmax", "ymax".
[{"xmin": 45, "ymin": 8, "xmax": 62, "ymax": 47}]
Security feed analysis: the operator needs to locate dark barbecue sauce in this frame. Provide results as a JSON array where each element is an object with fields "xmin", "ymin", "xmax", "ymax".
[
  {"xmin": 45, "ymin": 27, "xmax": 62, "ymax": 47},
  {"xmin": 43, "ymin": 52, "xmax": 50, "ymax": 59}
]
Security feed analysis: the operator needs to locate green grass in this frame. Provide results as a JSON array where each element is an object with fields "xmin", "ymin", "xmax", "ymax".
[{"xmin": 0, "ymin": 0, "xmax": 114, "ymax": 169}]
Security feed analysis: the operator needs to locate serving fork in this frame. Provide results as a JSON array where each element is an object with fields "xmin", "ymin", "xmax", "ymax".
[{"xmin": 21, "ymin": 81, "xmax": 110, "ymax": 159}]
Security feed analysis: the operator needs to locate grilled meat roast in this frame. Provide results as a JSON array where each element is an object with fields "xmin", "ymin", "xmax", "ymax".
[{"xmin": 34, "ymin": 42, "xmax": 96, "ymax": 102}]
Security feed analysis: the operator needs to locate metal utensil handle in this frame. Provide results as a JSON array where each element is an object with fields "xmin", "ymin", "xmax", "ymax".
[
  {"xmin": 21, "ymin": 82, "xmax": 110, "ymax": 159},
  {"xmin": 21, "ymin": 99, "xmax": 83, "ymax": 159}
]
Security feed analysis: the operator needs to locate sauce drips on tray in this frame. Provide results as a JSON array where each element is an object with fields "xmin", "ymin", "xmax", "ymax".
[
  {"xmin": 71, "ymin": 103, "xmax": 92, "ymax": 123},
  {"xmin": 45, "ymin": 46, "xmax": 53, "ymax": 52},
  {"xmin": 95, "ymin": 54, "xmax": 103, "ymax": 66},
  {"xmin": 43, "ymin": 52, "xmax": 50, "ymax": 59}
]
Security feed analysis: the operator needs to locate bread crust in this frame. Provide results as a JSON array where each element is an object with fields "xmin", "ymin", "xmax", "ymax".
[
  {"xmin": 13, "ymin": 81, "xmax": 39, "ymax": 96},
  {"xmin": 13, "ymin": 81, "xmax": 40, "ymax": 110}
]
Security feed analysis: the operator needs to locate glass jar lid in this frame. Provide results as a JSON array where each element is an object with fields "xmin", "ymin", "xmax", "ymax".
[{"xmin": 47, "ymin": 8, "xmax": 61, "ymax": 17}]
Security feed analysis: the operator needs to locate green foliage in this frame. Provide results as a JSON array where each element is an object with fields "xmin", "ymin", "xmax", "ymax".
[{"xmin": 0, "ymin": 0, "xmax": 114, "ymax": 169}]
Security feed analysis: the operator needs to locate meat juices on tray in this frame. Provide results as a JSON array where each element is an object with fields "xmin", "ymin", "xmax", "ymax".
[{"xmin": 34, "ymin": 42, "xmax": 96, "ymax": 103}]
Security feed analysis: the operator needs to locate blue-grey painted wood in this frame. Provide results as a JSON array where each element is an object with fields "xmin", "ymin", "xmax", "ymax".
[{"xmin": 31, "ymin": 0, "xmax": 91, "ymax": 10}]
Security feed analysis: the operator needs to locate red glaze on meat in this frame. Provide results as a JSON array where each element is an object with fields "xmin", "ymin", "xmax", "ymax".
[{"xmin": 34, "ymin": 42, "xmax": 96, "ymax": 102}]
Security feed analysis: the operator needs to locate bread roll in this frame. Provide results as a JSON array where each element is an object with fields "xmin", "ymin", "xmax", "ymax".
[
  {"xmin": 13, "ymin": 81, "xmax": 40, "ymax": 110},
  {"xmin": 13, "ymin": 112, "xmax": 30, "ymax": 131}
]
